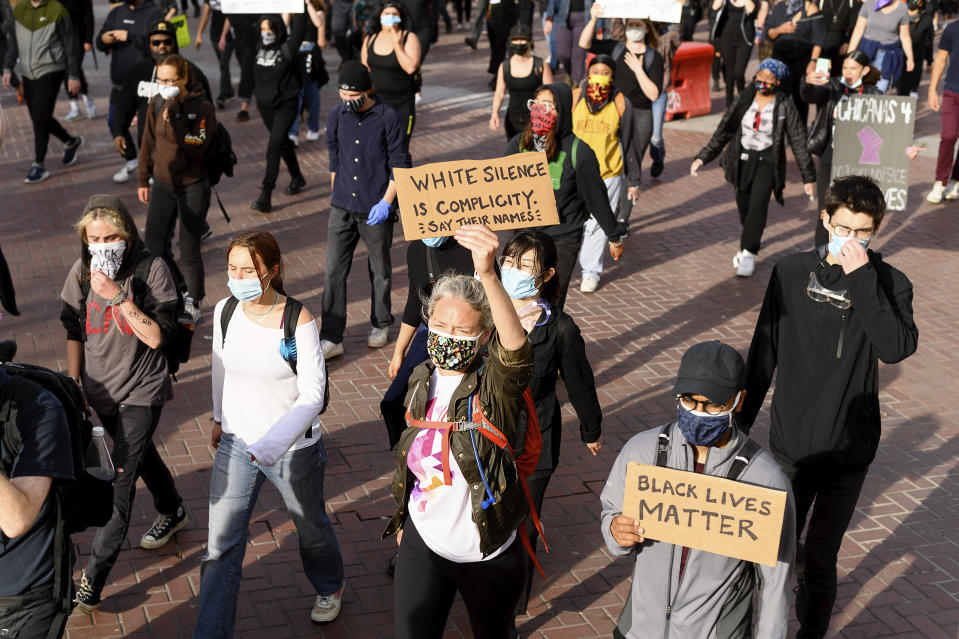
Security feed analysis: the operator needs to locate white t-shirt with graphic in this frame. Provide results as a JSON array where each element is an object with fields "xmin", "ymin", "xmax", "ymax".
[{"xmin": 407, "ymin": 369, "xmax": 515, "ymax": 562}]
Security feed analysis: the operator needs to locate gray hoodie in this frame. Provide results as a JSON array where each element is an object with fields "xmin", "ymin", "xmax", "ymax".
[{"xmin": 600, "ymin": 422, "xmax": 796, "ymax": 639}]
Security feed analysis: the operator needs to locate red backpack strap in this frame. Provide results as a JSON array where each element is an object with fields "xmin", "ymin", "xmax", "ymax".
[{"xmin": 405, "ymin": 410, "xmax": 459, "ymax": 486}]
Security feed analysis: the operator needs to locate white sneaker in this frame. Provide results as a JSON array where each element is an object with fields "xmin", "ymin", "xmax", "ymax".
[
  {"xmin": 305, "ymin": 129, "xmax": 320, "ymax": 142},
  {"xmin": 320, "ymin": 339, "xmax": 344, "ymax": 359},
  {"xmin": 64, "ymin": 102, "xmax": 82, "ymax": 121},
  {"xmin": 113, "ymin": 159, "xmax": 138, "ymax": 184},
  {"xmin": 288, "ymin": 134, "xmax": 299, "ymax": 147},
  {"xmin": 735, "ymin": 250, "xmax": 756, "ymax": 277},
  {"xmin": 367, "ymin": 326, "xmax": 389, "ymax": 348},
  {"xmin": 732, "ymin": 249, "xmax": 745, "ymax": 268},
  {"xmin": 580, "ymin": 277, "xmax": 599, "ymax": 293},
  {"xmin": 83, "ymin": 96, "xmax": 97, "ymax": 119},
  {"xmin": 310, "ymin": 582, "xmax": 344, "ymax": 624},
  {"xmin": 945, "ymin": 181, "xmax": 959, "ymax": 200},
  {"xmin": 927, "ymin": 181, "xmax": 946, "ymax": 203}
]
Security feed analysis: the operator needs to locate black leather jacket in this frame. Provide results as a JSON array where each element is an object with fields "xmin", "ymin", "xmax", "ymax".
[{"xmin": 695, "ymin": 84, "xmax": 816, "ymax": 204}]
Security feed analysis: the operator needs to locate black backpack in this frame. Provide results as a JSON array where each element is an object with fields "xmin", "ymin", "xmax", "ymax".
[
  {"xmin": 655, "ymin": 423, "xmax": 762, "ymax": 480},
  {"xmin": 219, "ymin": 296, "xmax": 329, "ymax": 437},
  {"xmin": 80, "ymin": 251, "xmax": 195, "ymax": 378},
  {"xmin": 0, "ymin": 363, "xmax": 114, "ymax": 621},
  {"xmin": 151, "ymin": 96, "xmax": 238, "ymax": 222}
]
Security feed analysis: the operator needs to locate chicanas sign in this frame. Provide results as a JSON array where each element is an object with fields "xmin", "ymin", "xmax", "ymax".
[
  {"xmin": 394, "ymin": 153, "xmax": 560, "ymax": 241},
  {"xmin": 622, "ymin": 462, "xmax": 788, "ymax": 567},
  {"xmin": 830, "ymin": 95, "xmax": 917, "ymax": 212}
]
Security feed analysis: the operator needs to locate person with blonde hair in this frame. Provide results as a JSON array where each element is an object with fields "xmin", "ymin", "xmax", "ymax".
[
  {"xmin": 195, "ymin": 231, "xmax": 344, "ymax": 637},
  {"xmin": 60, "ymin": 194, "xmax": 186, "ymax": 614}
]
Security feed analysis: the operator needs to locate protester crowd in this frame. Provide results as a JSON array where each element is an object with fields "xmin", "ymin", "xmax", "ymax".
[{"xmin": 0, "ymin": 0, "xmax": 934, "ymax": 637}]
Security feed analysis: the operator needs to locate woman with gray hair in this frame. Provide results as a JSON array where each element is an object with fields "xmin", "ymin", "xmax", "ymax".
[{"xmin": 383, "ymin": 224, "xmax": 535, "ymax": 639}]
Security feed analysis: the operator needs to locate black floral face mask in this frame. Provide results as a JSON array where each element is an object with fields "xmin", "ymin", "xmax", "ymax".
[{"xmin": 427, "ymin": 329, "xmax": 482, "ymax": 371}]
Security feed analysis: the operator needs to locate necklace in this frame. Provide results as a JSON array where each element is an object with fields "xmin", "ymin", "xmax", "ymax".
[{"xmin": 243, "ymin": 290, "xmax": 279, "ymax": 324}]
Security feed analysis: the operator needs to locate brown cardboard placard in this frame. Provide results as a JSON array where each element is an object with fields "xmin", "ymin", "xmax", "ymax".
[
  {"xmin": 394, "ymin": 152, "xmax": 560, "ymax": 241},
  {"xmin": 622, "ymin": 462, "xmax": 788, "ymax": 567}
]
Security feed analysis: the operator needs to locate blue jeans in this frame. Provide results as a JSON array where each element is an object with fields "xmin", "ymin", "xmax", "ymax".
[
  {"xmin": 194, "ymin": 433, "xmax": 343, "ymax": 639},
  {"xmin": 650, "ymin": 90, "xmax": 667, "ymax": 164},
  {"xmin": 289, "ymin": 43, "xmax": 321, "ymax": 136}
]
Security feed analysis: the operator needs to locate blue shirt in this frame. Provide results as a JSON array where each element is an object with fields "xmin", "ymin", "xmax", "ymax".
[
  {"xmin": 939, "ymin": 20, "xmax": 959, "ymax": 94},
  {"xmin": 325, "ymin": 95, "xmax": 411, "ymax": 215}
]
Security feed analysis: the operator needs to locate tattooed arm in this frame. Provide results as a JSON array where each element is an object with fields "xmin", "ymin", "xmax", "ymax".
[{"xmin": 116, "ymin": 298, "xmax": 163, "ymax": 349}]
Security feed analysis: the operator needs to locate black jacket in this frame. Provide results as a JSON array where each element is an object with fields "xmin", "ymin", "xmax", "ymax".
[
  {"xmin": 741, "ymin": 249, "xmax": 918, "ymax": 475},
  {"xmin": 710, "ymin": 0, "xmax": 760, "ymax": 46},
  {"xmin": 58, "ymin": 0, "xmax": 93, "ymax": 47},
  {"xmin": 800, "ymin": 77, "xmax": 880, "ymax": 163},
  {"xmin": 253, "ymin": 14, "xmax": 303, "ymax": 109},
  {"xmin": 96, "ymin": 2, "xmax": 164, "ymax": 85},
  {"xmin": 112, "ymin": 43, "xmax": 211, "ymax": 142},
  {"xmin": 505, "ymin": 82, "xmax": 627, "ymax": 242},
  {"xmin": 821, "ymin": 0, "xmax": 862, "ymax": 52},
  {"xmin": 695, "ymin": 85, "xmax": 816, "ymax": 204},
  {"xmin": 523, "ymin": 308, "xmax": 602, "ymax": 477},
  {"xmin": 401, "ymin": 240, "xmax": 475, "ymax": 327}
]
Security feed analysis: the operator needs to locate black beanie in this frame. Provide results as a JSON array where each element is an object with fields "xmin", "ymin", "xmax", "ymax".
[
  {"xmin": 589, "ymin": 54, "xmax": 617, "ymax": 77},
  {"xmin": 338, "ymin": 60, "xmax": 372, "ymax": 92}
]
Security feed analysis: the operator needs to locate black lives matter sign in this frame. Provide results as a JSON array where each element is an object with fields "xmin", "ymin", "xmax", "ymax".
[
  {"xmin": 622, "ymin": 462, "xmax": 788, "ymax": 566},
  {"xmin": 831, "ymin": 95, "xmax": 917, "ymax": 212}
]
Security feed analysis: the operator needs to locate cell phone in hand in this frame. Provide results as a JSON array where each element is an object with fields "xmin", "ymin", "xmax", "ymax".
[{"xmin": 815, "ymin": 58, "xmax": 831, "ymax": 75}]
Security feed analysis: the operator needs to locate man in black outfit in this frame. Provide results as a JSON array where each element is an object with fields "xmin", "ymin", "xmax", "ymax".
[
  {"xmin": 820, "ymin": 0, "xmax": 863, "ymax": 75},
  {"xmin": 0, "ymin": 366, "xmax": 74, "ymax": 639},
  {"xmin": 741, "ymin": 175, "xmax": 918, "ymax": 639},
  {"xmin": 764, "ymin": 0, "xmax": 825, "ymax": 122}
]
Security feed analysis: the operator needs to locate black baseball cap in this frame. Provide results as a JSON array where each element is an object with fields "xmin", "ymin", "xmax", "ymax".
[
  {"xmin": 509, "ymin": 23, "xmax": 533, "ymax": 41},
  {"xmin": 338, "ymin": 60, "xmax": 372, "ymax": 92},
  {"xmin": 149, "ymin": 20, "xmax": 176, "ymax": 38},
  {"xmin": 671, "ymin": 341, "xmax": 746, "ymax": 405}
]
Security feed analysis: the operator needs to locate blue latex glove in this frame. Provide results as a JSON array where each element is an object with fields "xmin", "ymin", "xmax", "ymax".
[{"xmin": 366, "ymin": 199, "xmax": 391, "ymax": 225}]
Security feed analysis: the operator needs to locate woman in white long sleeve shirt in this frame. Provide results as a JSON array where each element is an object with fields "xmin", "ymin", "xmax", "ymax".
[{"xmin": 194, "ymin": 231, "xmax": 345, "ymax": 639}]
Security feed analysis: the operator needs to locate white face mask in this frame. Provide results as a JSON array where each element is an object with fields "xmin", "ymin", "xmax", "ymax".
[
  {"xmin": 262, "ymin": 31, "xmax": 277, "ymax": 45},
  {"xmin": 626, "ymin": 27, "xmax": 646, "ymax": 42},
  {"xmin": 88, "ymin": 240, "xmax": 127, "ymax": 280},
  {"xmin": 157, "ymin": 84, "xmax": 180, "ymax": 100}
]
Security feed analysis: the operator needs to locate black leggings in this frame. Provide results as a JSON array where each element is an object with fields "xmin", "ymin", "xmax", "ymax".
[
  {"xmin": 549, "ymin": 228, "xmax": 585, "ymax": 311},
  {"xmin": 388, "ymin": 97, "xmax": 416, "ymax": 156},
  {"xmin": 515, "ymin": 471, "xmax": 552, "ymax": 616},
  {"xmin": 22, "ymin": 71, "xmax": 72, "ymax": 165},
  {"xmin": 716, "ymin": 33, "xmax": 752, "ymax": 107},
  {"xmin": 735, "ymin": 153, "xmax": 775, "ymax": 255},
  {"xmin": 144, "ymin": 178, "xmax": 211, "ymax": 301},
  {"xmin": 258, "ymin": 102, "xmax": 302, "ymax": 190},
  {"xmin": 393, "ymin": 519, "xmax": 524, "ymax": 639}
]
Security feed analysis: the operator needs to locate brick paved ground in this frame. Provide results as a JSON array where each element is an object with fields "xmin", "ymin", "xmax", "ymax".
[{"xmin": 0, "ymin": 7, "xmax": 957, "ymax": 638}]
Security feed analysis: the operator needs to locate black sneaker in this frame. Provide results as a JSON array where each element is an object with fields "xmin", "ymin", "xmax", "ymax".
[
  {"xmin": 464, "ymin": 36, "xmax": 477, "ymax": 50},
  {"xmin": 651, "ymin": 159, "xmax": 664, "ymax": 178},
  {"xmin": 140, "ymin": 505, "xmax": 188, "ymax": 549},
  {"xmin": 236, "ymin": 109, "xmax": 250, "ymax": 123},
  {"xmin": 62, "ymin": 136, "xmax": 83, "ymax": 166},
  {"xmin": 284, "ymin": 174, "xmax": 306, "ymax": 195},
  {"xmin": 73, "ymin": 572, "xmax": 102, "ymax": 614}
]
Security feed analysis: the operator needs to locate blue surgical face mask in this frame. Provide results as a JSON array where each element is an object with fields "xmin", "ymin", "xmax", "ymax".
[
  {"xmin": 841, "ymin": 76, "xmax": 863, "ymax": 89},
  {"xmin": 381, "ymin": 14, "xmax": 402, "ymax": 27},
  {"xmin": 827, "ymin": 234, "xmax": 869, "ymax": 258},
  {"xmin": 422, "ymin": 236, "xmax": 448, "ymax": 248},
  {"xmin": 501, "ymin": 266, "xmax": 540, "ymax": 299},
  {"xmin": 676, "ymin": 391, "xmax": 740, "ymax": 447},
  {"xmin": 227, "ymin": 274, "xmax": 265, "ymax": 302}
]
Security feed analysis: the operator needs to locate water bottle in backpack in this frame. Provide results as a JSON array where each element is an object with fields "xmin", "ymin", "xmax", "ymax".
[{"xmin": 85, "ymin": 426, "xmax": 115, "ymax": 481}]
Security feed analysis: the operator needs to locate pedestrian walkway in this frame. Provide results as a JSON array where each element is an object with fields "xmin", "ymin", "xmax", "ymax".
[{"xmin": 0, "ymin": 14, "xmax": 956, "ymax": 639}]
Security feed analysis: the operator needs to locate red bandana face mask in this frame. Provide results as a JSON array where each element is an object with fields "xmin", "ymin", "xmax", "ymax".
[{"xmin": 529, "ymin": 102, "xmax": 558, "ymax": 136}]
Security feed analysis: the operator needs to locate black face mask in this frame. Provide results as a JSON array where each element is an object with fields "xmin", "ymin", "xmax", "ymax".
[
  {"xmin": 344, "ymin": 96, "xmax": 365, "ymax": 114},
  {"xmin": 509, "ymin": 42, "xmax": 531, "ymax": 56}
]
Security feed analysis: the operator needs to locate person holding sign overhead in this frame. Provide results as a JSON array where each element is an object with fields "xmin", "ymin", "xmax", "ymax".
[
  {"xmin": 741, "ymin": 176, "xmax": 917, "ymax": 639},
  {"xmin": 505, "ymin": 81, "xmax": 628, "ymax": 310},
  {"xmin": 600, "ymin": 341, "xmax": 795, "ymax": 639},
  {"xmin": 320, "ymin": 60, "xmax": 411, "ymax": 360}
]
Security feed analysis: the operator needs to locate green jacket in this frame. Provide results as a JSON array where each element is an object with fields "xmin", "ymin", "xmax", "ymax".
[
  {"xmin": 3, "ymin": 0, "xmax": 79, "ymax": 81},
  {"xmin": 382, "ymin": 331, "xmax": 534, "ymax": 557}
]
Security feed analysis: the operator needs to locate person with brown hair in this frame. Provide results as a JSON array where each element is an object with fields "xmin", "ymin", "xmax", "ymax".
[
  {"xmin": 139, "ymin": 53, "xmax": 215, "ymax": 313},
  {"xmin": 195, "ymin": 231, "xmax": 345, "ymax": 637},
  {"xmin": 60, "ymin": 195, "xmax": 187, "ymax": 614},
  {"xmin": 504, "ymin": 82, "xmax": 627, "ymax": 309}
]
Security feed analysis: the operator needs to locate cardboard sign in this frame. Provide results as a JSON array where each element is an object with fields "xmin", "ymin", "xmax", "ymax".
[
  {"xmin": 221, "ymin": 0, "xmax": 303, "ymax": 13},
  {"xmin": 830, "ymin": 95, "xmax": 917, "ymax": 212},
  {"xmin": 622, "ymin": 462, "xmax": 788, "ymax": 567},
  {"xmin": 394, "ymin": 153, "xmax": 560, "ymax": 240},
  {"xmin": 600, "ymin": 0, "xmax": 681, "ymax": 22}
]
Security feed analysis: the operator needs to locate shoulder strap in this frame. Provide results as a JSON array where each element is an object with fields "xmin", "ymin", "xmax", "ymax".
[
  {"xmin": 220, "ymin": 297, "xmax": 239, "ymax": 348},
  {"xmin": 281, "ymin": 296, "xmax": 303, "ymax": 375},
  {"xmin": 726, "ymin": 438, "xmax": 762, "ymax": 480},
  {"xmin": 615, "ymin": 93, "xmax": 627, "ymax": 117},
  {"xmin": 533, "ymin": 55, "xmax": 543, "ymax": 77},
  {"xmin": 571, "ymin": 137, "xmax": 579, "ymax": 170},
  {"xmin": 655, "ymin": 423, "xmax": 671, "ymax": 467},
  {"xmin": 613, "ymin": 42, "xmax": 627, "ymax": 62}
]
